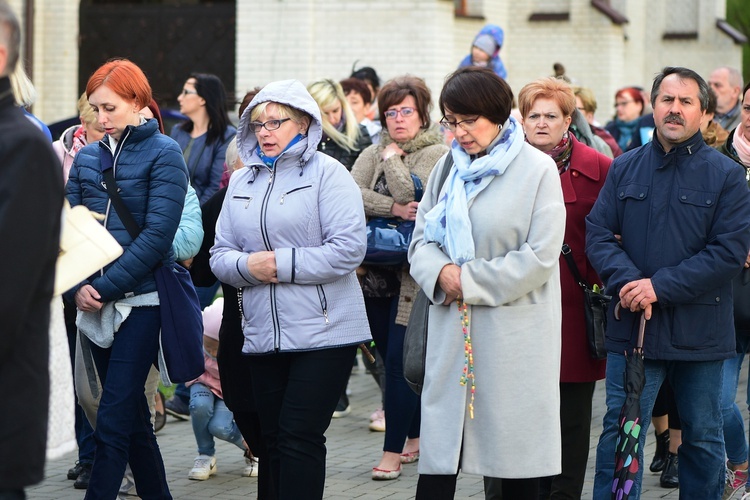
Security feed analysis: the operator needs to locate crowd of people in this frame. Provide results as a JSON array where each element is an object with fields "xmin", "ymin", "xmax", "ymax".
[{"xmin": 4, "ymin": 3, "xmax": 750, "ymax": 498}]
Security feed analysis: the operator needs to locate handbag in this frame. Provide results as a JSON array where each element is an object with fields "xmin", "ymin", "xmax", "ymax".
[
  {"xmin": 101, "ymin": 160, "xmax": 204, "ymax": 383},
  {"xmin": 362, "ymin": 173, "xmax": 423, "ymax": 266},
  {"xmin": 403, "ymin": 154, "xmax": 453, "ymax": 395},
  {"xmin": 733, "ymin": 268, "xmax": 750, "ymax": 337},
  {"xmin": 561, "ymin": 243, "xmax": 610, "ymax": 360},
  {"xmin": 55, "ymin": 200, "xmax": 123, "ymax": 297}
]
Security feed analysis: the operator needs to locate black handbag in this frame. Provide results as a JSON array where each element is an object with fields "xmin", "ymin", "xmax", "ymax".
[
  {"xmin": 362, "ymin": 173, "xmax": 423, "ymax": 266},
  {"xmin": 403, "ymin": 154, "xmax": 453, "ymax": 395},
  {"xmin": 101, "ymin": 151, "xmax": 205, "ymax": 383},
  {"xmin": 561, "ymin": 243, "xmax": 611, "ymax": 360}
]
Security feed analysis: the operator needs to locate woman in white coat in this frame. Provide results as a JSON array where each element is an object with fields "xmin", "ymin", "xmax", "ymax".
[{"xmin": 408, "ymin": 66, "xmax": 566, "ymax": 499}]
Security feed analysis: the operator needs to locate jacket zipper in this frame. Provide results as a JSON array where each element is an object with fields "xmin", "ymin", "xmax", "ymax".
[
  {"xmin": 259, "ymin": 168, "xmax": 281, "ymax": 349},
  {"xmin": 99, "ymin": 131, "xmax": 132, "ymax": 276},
  {"xmin": 280, "ymin": 185, "xmax": 312, "ymax": 204},
  {"xmin": 316, "ymin": 285, "xmax": 329, "ymax": 325}
]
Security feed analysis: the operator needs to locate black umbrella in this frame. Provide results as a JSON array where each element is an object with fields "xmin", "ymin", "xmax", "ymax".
[{"xmin": 612, "ymin": 304, "xmax": 647, "ymax": 500}]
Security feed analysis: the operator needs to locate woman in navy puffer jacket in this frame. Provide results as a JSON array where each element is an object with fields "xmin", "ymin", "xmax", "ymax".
[{"xmin": 66, "ymin": 59, "xmax": 188, "ymax": 500}]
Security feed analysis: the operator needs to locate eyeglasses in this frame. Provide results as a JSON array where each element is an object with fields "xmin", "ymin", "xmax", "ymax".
[
  {"xmin": 384, "ymin": 107, "xmax": 416, "ymax": 120},
  {"xmin": 439, "ymin": 116, "xmax": 480, "ymax": 132},
  {"xmin": 248, "ymin": 118, "xmax": 291, "ymax": 133},
  {"xmin": 614, "ymin": 101, "xmax": 633, "ymax": 108},
  {"xmin": 181, "ymin": 89, "xmax": 198, "ymax": 96}
]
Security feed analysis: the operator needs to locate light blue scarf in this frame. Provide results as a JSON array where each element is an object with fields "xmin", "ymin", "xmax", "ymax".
[
  {"xmin": 255, "ymin": 133, "xmax": 305, "ymax": 168},
  {"xmin": 423, "ymin": 116, "xmax": 524, "ymax": 265}
]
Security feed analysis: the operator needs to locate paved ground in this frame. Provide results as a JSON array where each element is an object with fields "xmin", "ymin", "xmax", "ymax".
[{"xmin": 28, "ymin": 357, "xmax": 750, "ymax": 499}]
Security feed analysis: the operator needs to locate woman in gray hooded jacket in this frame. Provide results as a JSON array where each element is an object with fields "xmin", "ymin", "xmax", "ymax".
[{"xmin": 209, "ymin": 79, "xmax": 371, "ymax": 499}]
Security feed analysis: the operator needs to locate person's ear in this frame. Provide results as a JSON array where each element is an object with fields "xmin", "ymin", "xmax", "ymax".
[{"xmin": 0, "ymin": 46, "xmax": 8, "ymax": 77}]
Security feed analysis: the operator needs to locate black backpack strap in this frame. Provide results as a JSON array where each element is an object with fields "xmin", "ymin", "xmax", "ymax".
[
  {"xmin": 561, "ymin": 243, "xmax": 589, "ymax": 290},
  {"xmin": 100, "ymin": 146, "xmax": 141, "ymax": 240},
  {"xmin": 437, "ymin": 153, "xmax": 453, "ymax": 193}
]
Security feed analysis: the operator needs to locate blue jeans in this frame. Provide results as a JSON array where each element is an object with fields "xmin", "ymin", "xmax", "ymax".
[
  {"xmin": 593, "ymin": 352, "xmax": 725, "ymax": 499},
  {"xmin": 85, "ymin": 306, "xmax": 171, "ymax": 500},
  {"xmin": 722, "ymin": 335, "xmax": 750, "ymax": 471},
  {"xmin": 365, "ymin": 296, "xmax": 421, "ymax": 453},
  {"xmin": 189, "ymin": 383, "xmax": 245, "ymax": 456}
]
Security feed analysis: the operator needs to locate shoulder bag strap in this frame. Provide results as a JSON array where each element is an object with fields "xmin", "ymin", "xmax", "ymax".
[
  {"xmin": 561, "ymin": 243, "xmax": 589, "ymax": 290},
  {"xmin": 101, "ymin": 150, "xmax": 141, "ymax": 240}
]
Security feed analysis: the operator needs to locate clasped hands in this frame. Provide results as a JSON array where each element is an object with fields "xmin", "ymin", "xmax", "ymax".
[
  {"xmin": 619, "ymin": 278, "xmax": 657, "ymax": 320},
  {"xmin": 438, "ymin": 263, "xmax": 462, "ymax": 306},
  {"xmin": 247, "ymin": 251, "xmax": 278, "ymax": 283}
]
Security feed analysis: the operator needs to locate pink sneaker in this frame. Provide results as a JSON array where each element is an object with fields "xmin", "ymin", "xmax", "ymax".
[{"xmin": 724, "ymin": 464, "xmax": 749, "ymax": 500}]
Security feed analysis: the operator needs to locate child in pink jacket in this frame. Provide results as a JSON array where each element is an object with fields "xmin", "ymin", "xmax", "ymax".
[{"xmin": 186, "ymin": 298, "xmax": 258, "ymax": 480}]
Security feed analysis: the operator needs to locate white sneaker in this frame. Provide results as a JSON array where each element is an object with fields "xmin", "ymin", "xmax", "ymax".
[
  {"xmin": 188, "ymin": 455, "xmax": 217, "ymax": 481},
  {"xmin": 242, "ymin": 456, "xmax": 259, "ymax": 477}
]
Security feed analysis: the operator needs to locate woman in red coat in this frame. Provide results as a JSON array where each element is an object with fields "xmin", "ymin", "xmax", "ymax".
[{"xmin": 519, "ymin": 77, "xmax": 611, "ymax": 499}]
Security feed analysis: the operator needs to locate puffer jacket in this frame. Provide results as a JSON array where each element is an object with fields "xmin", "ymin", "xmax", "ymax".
[
  {"xmin": 318, "ymin": 122, "xmax": 372, "ymax": 170},
  {"xmin": 52, "ymin": 124, "xmax": 83, "ymax": 184},
  {"xmin": 210, "ymin": 79, "xmax": 371, "ymax": 354},
  {"xmin": 66, "ymin": 118, "xmax": 189, "ymax": 302}
]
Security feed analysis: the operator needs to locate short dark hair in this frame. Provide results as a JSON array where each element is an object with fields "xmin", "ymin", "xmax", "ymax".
[
  {"xmin": 439, "ymin": 66, "xmax": 513, "ymax": 126},
  {"xmin": 350, "ymin": 65, "xmax": 381, "ymax": 96},
  {"xmin": 340, "ymin": 78, "xmax": 372, "ymax": 106},
  {"xmin": 706, "ymin": 87, "xmax": 717, "ymax": 115},
  {"xmin": 743, "ymin": 81, "xmax": 750, "ymax": 102},
  {"xmin": 651, "ymin": 66, "xmax": 709, "ymax": 112},
  {"xmin": 0, "ymin": 1, "xmax": 20, "ymax": 76},
  {"xmin": 238, "ymin": 87, "xmax": 262, "ymax": 120},
  {"xmin": 377, "ymin": 75, "xmax": 433, "ymax": 129}
]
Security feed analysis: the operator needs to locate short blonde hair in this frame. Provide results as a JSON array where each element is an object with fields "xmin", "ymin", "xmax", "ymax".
[
  {"xmin": 77, "ymin": 92, "xmax": 98, "ymax": 126},
  {"xmin": 249, "ymin": 101, "xmax": 311, "ymax": 131},
  {"xmin": 573, "ymin": 86, "xmax": 597, "ymax": 115},
  {"xmin": 518, "ymin": 77, "xmax": 576, "ymax": 120}
]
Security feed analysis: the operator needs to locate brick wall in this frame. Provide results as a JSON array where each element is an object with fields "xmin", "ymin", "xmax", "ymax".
[{"xmin": 18, "ymin": 0, "xmax": 745, "ymax": 129}]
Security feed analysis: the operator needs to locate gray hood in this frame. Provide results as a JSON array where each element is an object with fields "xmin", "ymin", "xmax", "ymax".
[{"xmin": 237, "ymin": 79, "xmax": 323, "ymax": 167}]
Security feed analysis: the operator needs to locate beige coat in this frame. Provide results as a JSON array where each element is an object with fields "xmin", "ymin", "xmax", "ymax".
[
  {"xmin": 350, "ymin": 124, "xmax": 448, "ymax": 325},
  {"xmin": 409, "ymin": 142, "xmax": 565, "ymax": 477}
]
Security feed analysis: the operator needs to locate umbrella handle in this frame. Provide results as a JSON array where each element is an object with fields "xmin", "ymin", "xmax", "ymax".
[
  {"xmin": 614, "ymin": 303, "xmax": 647, "ymax": 350},
  {"xmin": 637, "ymin": 312, "xmax": 647, "ymax": 350}
]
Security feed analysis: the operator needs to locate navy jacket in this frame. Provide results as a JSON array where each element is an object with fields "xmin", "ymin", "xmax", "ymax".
[
  {"xmin": 586, "ymin": 130, "xmax": 750, "ymax": 360},
  {"xmin": 66, "ymin": 119, "xmax": 188, "ymax": 302}
]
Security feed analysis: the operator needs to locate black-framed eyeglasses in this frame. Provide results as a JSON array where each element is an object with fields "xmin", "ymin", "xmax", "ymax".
[
  {"xmin": 181, "ymin": 89, "xmax": 198, "ymax": 96},
  {"xmin": 439, "ymin": 116, "xmax": 480, "ymax": 132},
  {"xmin": 248, "ymin": 118, "xmax": 291, "ymax": 133},
  {"xmin": 384, "ymin": 107, "xmax": 416, "ymax": 120}
]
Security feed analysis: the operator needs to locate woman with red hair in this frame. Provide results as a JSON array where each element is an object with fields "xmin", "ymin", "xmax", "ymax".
[
  {"xmin": 66, "ymin": 59, "xmax": 189, "ymax": 499},
  {"xmin": 605, "ymin": 86, "xmax": 654, "ymax": 152}
]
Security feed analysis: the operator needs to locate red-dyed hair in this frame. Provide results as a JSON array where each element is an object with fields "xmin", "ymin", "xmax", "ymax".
[
  {"xmin": 614, "ymin": 87, "xmax": 645, "ymax": 116},
  {"xmin": 146, "ymin": 99, "xmax": 165, "ymax": 133},
  {"xmin": 85, "ymin": 59, "xmax": 152, "ymax": 110}
]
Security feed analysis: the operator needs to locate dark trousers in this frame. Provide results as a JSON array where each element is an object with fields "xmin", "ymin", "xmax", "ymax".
[
  {"xmin": 366, "ymin": 296, "xmax": 421, "ymax": 452},
  {"xmin": 64, "ymin": 296, "xmax": 95, "ymax": 465},
  {"xmin": 0, "ymin": 490, "xmax": 25, "ymax": 500},
  {"xmin": 234, "ymin": 411, "xmax": 273, "ymax": 500},
  {"xmin": 539, "ymin": 381, "xmax": 596, "ymax": 499},
  {"xmin": 416, "ymin": 473, "xmax": 539, "ymax": 500},
  {"xmin": 85, "ymin": 307, "xmax": 171, "ymax": 500},
  {"xmin": 249, "ymin": 345, "xmax": 357, "ymax": 500}
]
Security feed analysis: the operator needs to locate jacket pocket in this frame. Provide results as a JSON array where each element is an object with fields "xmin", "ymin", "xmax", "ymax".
[
  {"xmin": 671, "ymin": 289, "xmax": 720, "ymax": 349},
  {"xmin": 279, "ymin": 185, "xmax": 313, "ymax": 205},
  {"xmin": 617, "ymin": 183, "xmax": 649, "ymax": 202}
]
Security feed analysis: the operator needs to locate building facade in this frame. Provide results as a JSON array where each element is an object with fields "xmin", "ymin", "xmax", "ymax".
[{"xmin": 12, "ymin": 0, "xmax": 745, "ymax": 126}]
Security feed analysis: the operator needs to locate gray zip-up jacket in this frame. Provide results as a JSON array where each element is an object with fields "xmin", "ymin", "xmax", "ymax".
[{"xmin": 209, "ymin": 79, "xmax": 371, "ymax": 354}]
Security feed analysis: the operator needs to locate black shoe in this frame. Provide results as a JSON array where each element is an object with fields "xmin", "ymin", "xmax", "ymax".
[
  {"xmin": 73, "ymin": 463, "xmax": 92, "ymax": 489},
  {"xmin": 154, "ymin": 391, "xmax": 166, "ymax": 433},
  {"xmin": 67, "ymin": 462, "xmax": 84, "ymax": 480},
  {"xmin": 165, "ymin": 396, "xmax": 190, "ymax": 420},
  {"xmin": 660, "ymin": 452, "xmax": 679, "ymax": 488},
  {"xmin": 650, "ymin": 429, "xmax": 670, "ymax": 472}
]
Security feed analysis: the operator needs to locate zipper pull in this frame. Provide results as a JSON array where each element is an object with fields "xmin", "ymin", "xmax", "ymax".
[
  {"xmin": 280, "ymin": 192, "xmax": 287, "ymax": 204},
  {"xmin": 323, "ymin": 309, "xmax": 329, "ymax": 325},
  {"xmin": 268, "ymin": 171, "xmax": 274, "ymax": 184}
]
